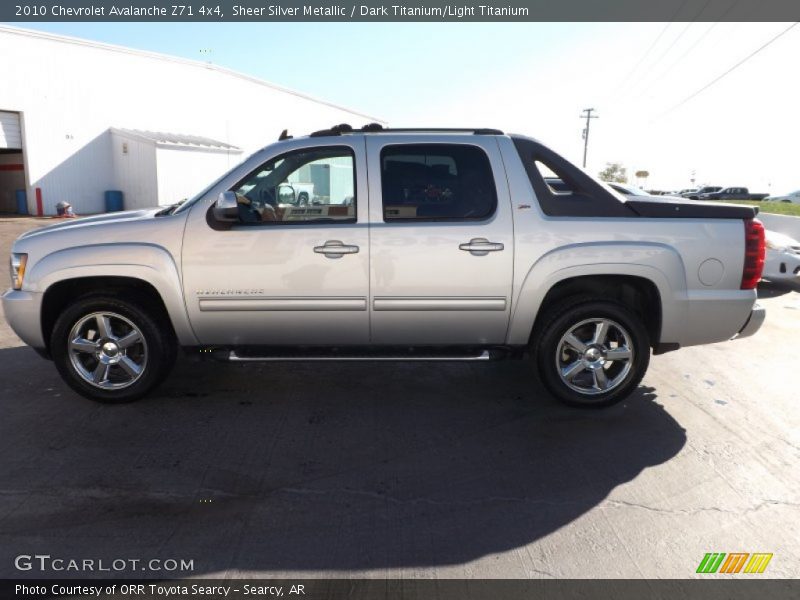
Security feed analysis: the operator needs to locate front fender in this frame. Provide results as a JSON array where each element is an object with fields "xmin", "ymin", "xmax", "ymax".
[
  {"xmin": 26, "ymin": 244, "xmax": 198, "ymax": 346},
  {"xmin": 507, "ymin": 242, "xmax": 688, "ymax": 345}
]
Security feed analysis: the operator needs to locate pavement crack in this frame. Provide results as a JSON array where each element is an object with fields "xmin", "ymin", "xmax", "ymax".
[
  {"xmin": 600, "ymin": 498, "xmax": 800, "ymax": 516},
  {"xmin": 526, "ymin": 567, "xmax": 558, "ymax": 578}
]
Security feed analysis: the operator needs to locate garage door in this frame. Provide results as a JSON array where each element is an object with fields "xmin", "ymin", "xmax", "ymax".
[{"xmin": 0, "ymin": 111, "xmax": 22, "ymax": 150}]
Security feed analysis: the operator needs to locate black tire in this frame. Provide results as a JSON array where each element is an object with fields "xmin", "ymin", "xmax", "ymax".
[
  {"xmin": 50, "ymin": 295, "xmax": 177, "ymax": 403},
  {"xmin": 532, "ymin": 297, "xmax": 650, "ymax": 408}
]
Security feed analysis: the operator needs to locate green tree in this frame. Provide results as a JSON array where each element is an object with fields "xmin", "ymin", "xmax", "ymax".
[{"xmin": 599, "ymin": 163, "xmax": 628, "ymax": 183}]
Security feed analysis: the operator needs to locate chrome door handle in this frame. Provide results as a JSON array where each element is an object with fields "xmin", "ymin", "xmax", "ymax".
[
  {"xmin": 314, "ymin": 240, "xmax": 359, "ymax": 258},
  {"xmin": 459, "ymin": 238, "xmax": 504, "ymax": 255}
]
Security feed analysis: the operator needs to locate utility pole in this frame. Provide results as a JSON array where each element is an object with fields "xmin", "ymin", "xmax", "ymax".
[{"xmin": 580, "ymin": 108, "xmax": 599, "ymax": 168}]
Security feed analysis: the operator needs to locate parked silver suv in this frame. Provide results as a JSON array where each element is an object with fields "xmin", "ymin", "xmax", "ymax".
[{"xmin": 3, "ymin": 125, "xmax": 766, "ymax": 407}]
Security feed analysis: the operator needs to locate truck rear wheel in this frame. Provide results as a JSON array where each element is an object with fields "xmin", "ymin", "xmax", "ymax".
[
  {"xmin": 50, "ymin": 295, "xmax": 177, "ymax": 403},
  {"xmin": 533, "ymin": 297, "xmax": 650, "ymax": 408}
]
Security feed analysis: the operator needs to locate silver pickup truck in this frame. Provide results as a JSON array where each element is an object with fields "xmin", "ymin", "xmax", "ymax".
[{"xmin": 3, "ymin": 125, "xmax": 766, "ymax": 407}]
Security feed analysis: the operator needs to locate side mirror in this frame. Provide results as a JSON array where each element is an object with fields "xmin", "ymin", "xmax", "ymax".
[
  {"xmin": 213, "ymin": 191, "xmax": 239, "ymax": 222},
  {"xmin": 278, "ymin": 183, "xmax": 296, "ymax": 205}
]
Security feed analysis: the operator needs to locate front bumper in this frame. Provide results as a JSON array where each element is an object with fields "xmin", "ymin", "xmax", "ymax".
[
  {"xmin": 1, "ymin": 289, "xmax": 45, "ymax": 349},
  {"xmin": 734, "ymin": 303, "xmax": 766, "ymax": 340}
]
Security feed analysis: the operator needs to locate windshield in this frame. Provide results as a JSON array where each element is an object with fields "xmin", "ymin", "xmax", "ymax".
[{"xmin": 172, "ymin": 155, "xmax": 249, "ymax": 215}]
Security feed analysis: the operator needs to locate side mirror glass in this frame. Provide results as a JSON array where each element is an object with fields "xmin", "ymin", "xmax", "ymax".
[
  {"xmin": 278, "ymin": 183, "xmax": 296, "ymax": 205},
  {"xmin": 213, "ymin": 191, "xmax": 239, "ymax": 222}
]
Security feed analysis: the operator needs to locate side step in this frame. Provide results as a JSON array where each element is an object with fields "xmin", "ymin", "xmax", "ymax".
[{"xmin": 227, "ymin": 350, "xmax": 492, "ymax": 362}]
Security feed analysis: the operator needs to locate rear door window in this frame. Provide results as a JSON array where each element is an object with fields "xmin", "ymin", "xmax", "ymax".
[{"xmin": 380, "ymin": 144, "xmax": 497, "ymax": 221}]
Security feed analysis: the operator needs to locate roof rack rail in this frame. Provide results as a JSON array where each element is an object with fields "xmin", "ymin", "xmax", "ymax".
[
  {"xmin": 308, "ymin": 123, "xmax": 503, "ymax": 137},
  {"xmin": 309, "ymin": 123, "xmax": 354, "ymax": 137}
]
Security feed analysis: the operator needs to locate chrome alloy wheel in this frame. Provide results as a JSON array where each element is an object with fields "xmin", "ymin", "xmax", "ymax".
[
  {"xmin": 555, "ymin": 317, "xmax": 634, "ymax": 396},
  {"xmin": 67, "ymin": 312, "xmax": 148, "ymax": 390}
]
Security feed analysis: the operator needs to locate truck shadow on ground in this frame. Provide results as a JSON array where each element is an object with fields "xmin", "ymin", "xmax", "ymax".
[{"xmin": 0, "ymin": 347, "xmax": 686, "ymax": 576}]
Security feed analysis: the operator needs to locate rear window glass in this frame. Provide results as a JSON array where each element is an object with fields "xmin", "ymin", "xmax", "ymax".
[{"xmin": 380, "ymin": 144, "xmax": 497, "ymax": 221}]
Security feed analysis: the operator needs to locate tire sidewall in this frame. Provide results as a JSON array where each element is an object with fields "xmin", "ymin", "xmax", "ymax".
[
  {"xmin": 51, "ymin": 296, "xmax": 174, "ymax": 403},
  {"xmin": 535, "ymin": 300, "xmax": 650, "ymax": 408}
]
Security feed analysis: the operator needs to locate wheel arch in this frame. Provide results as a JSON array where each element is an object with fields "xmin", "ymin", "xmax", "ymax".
[
  {"xmin": 30, "ymin": 245, "xmax": 198, "ymax": 355},
  {"xmin": 507, "ymin": 242, "xmax": 687, "ymax": 348},
  {"xmin": 42, "ymin": 276, "xmax": 181, "ymax": 355},
  {"xmin": 529, "ymin": 274, "xmax": 662, "ymax": 348}
]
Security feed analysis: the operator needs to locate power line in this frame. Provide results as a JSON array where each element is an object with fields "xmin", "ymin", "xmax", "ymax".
[
  {"xmin": 616, "ymin": 23, "xmax": 673, "ymax": 91},
  {"xmin": 615, "ymin": 0, "xmax": 690, "ymax": 92},
  {"xmin": 656, "ymin": 22, "xmax": 799, "ymax": 119},
  {"xmin": 630, "ymin": 0, "xmax": 713, "ymax": 98},
  {"xmin": 649, "ymin": 21, "xmax": 697, "ymax": 73},
  {"xmin": 649, "ymin": 22, "xmax": 720, "ymax": 85},
  {"xmin": 632, "ymin": 0, "xmax": 741, "ymax": 101}
]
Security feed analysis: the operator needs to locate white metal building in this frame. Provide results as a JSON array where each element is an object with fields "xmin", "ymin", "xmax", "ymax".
[
  {"xmin": 0, "ymin": 26, "xmax": 383, "ymax": 215},
  {"xmin": 110, "ymin": 128, "xmax": 243, "ymax": 209}
]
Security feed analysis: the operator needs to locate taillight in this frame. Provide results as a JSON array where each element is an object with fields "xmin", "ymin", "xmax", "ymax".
[{"xmin": 741, "ymin": 218, "xmax": 765, "ymax": 289}]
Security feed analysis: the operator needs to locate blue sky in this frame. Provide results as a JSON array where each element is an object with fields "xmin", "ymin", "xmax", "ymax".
[
  {"xmin": 12, "ymin": 22, "xmax": 800, "ymax": 192},
  {"xmin": 14, "ymin": 22, "xmax": 589, "ymax": 120}
]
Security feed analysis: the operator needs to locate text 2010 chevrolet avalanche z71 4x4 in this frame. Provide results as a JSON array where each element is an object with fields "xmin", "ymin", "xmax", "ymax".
[{"xmin": 2, "ymin": 125, "xmax": 766, "ymax": 407}]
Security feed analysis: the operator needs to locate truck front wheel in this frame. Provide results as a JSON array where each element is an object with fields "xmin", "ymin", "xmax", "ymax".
[
  {"xmin": 533, "ymin": 298, "xmax": 650, "ymax": 408},
  {"xmin": 50, "ymin": 295, "xmax": 177, "ymax": 403}
]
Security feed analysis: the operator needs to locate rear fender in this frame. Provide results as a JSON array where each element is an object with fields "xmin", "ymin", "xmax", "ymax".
[{"xmin": 507, "ymin": 242, "xmax": 687, "ymax": 345}]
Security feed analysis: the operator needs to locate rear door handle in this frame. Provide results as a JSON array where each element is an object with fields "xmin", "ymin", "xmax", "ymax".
[
  {"xmin": 459, "ymin": 238, "xmax": 504, "ymax": 256},
  {"xmin": 314, "ymin": 240, "xmax": 360, "ymax": 259}
]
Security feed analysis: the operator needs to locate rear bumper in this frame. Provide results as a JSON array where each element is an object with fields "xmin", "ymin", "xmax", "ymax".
[
  {"xmin": 1, "ymin": 289, "xmax": 45, "ymax": 349},
  {"xmin": 667, "ymin": 290, "xmax": 758, "ymax": 347},
  {"xmin": 734, "ymin": 304, "xmax": 766, "ymax": 340}
]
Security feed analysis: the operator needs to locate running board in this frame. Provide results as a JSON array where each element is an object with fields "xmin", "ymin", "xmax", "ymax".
[{"xmin": 227, "ymin": 350, "xmax": 492, "ymax": 362}]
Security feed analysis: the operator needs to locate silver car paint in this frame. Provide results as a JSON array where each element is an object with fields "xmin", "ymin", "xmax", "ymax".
[
  {"xmin": 181, "ymin": 136, "xmax": 371, "ymax": 345},
  {"xmin": 2, "ymin": 133, "xmax": 760, "ymax": 353},
  {"xmin": 365, "ymin": 134, "xmax": 514, "ymax": 344},
  {"xmin": 494, "ymin": 136, "xmax": 755, "ymax": 346},
  {"xmin": 4, "ymin": 208, "xmax": 196, "ymax": 348}
]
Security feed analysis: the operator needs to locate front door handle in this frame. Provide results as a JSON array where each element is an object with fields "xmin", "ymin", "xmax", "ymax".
[
  {"xmin": 459, "ymin": 238, "xmax": 504, "ymax": 256},
  {"xmin": 314, "ymin": 240, "xmax": 360, "ymax": 259}
]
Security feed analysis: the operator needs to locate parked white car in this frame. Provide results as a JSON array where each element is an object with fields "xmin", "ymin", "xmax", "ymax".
[
  {"xmin": 765, "ymin": 190, "xmax": 800, "ymax": 204},
  {"xmin": 764, "ymin": 230, "xmax": 800, "ymax": 282}
]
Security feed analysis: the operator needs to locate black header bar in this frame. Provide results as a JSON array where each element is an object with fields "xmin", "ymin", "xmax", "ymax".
[
  {"xmin": 3, "ymin": 0, "xmax": 800, "ymax": 22},
  {"xmin": 2, "ymin": 579, "xmax": 800, "ymax": 600}
]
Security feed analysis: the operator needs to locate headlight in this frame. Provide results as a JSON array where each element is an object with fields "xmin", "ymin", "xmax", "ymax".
[
  {"xmin": 765, "ymin": 239, "xmax": 786, "ymax": 251},
  {"xmin": 10, "ymin": 253, "xmax": 27, "ymax": 290}
]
